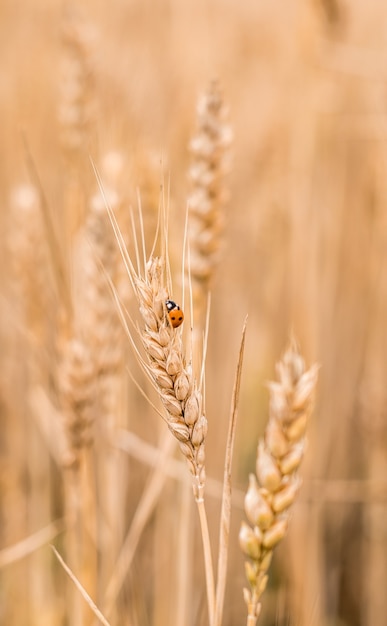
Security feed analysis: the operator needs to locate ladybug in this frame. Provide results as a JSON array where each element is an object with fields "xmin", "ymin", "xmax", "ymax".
[{"xmin": 165, "ymin": 299, "xmax": 184, "ymax": 328}]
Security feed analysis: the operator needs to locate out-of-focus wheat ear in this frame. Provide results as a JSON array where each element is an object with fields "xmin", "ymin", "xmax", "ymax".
[
  {"xmin": 82, "ymin": 178, "xmax": 129, "ymax": 587},
  {"xmin": 82, "ymin": 185, "xmax": 124, "ymax": 374},
  {"xmin": 58, "ymin": 7, "xmax": 97, "ymax": 163},
  {"xmin": 58, "ymin": 173, "xmax": 125, "ymax": 454},
  {"xmin": 9, "ymin": 185, "xmax": 49, "ymax": 351},
  {"xmin": 187, "ymin": 80, "xmax": 233, "ymax": 323},
  {"xmin": 239, "ymin": 340, "xmax": 319, "ymax": 625},
  {"xmin": 10, "ymin": 180, "xmax": 70, "ymax": 362},
  {"xmin": 59, "ymin": 7, "xmax": 97, "ymax": 247},
  {"xmin": 59, "ymin": 336, "xmax": 97, "ymax": 470},
  {"xmin": 57, "ymin": 331, "xmax": 98, "ymax": 624}
]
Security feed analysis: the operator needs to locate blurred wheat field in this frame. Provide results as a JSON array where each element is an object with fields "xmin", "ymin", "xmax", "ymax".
[{"xmin": 1, "ymin": 1, "xmax": 387, "ymax": 625}]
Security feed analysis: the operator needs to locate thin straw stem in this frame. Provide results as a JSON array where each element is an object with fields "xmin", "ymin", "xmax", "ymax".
[
  {"xmin": 51, "ymin": 546, "xmax": 111, "ymax": 626},
  {"xmin": 214, "ymin": 317, "xmax": 247, "ymax": 626},
  {"xmin": 103, "ymin": 433, "xmax": 176, "ymax": 616},
  {"xmin": 196, "ymin": 497, "xmax": 216, "ymax": 626}
]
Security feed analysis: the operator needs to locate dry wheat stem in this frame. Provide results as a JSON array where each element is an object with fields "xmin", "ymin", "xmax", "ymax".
[
  {"xmin": 239, "ymin": 340, "xmax": 319, "ymax": 624},
  {"xmin": 103, "ymin": 432, "xmax": 176, "ymax": 616},
  {"xmin": 0, "ymin": 520, "xmax": 65, "ymax": 568},
  {"xmin": 176, "ymin": 476, "xmax": 193, "ymax": 626},
  {"xmin": 51, "ymin": 545, "xmax": 111, "ymax": 626},
  {"xmin": 214, "ymin": 317, "xmax": 247, "ymax": 626}
]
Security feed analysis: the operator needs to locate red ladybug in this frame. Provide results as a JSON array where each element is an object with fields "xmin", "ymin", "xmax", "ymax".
[{"xmin": 165, "ymin": 299, "xmax": 184, "ymax": 328}]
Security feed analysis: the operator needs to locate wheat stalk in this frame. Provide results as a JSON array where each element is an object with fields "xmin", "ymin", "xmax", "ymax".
[
  {"xmin": 51, "ymin": 546, "xmax": 112, "ymax": 626},
  {"xmin": 239, "ymin": 339, "xmax": 319, "ymax": 625}
]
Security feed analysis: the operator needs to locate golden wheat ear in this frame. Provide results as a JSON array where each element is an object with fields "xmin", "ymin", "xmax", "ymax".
[
  {"xmin": 239, "ymin": 339, "xmax": 319, "ymax": 625},
  {"xmin": 133, "ymin": 256, "xmax": 208, "ymax": 500},
  {"xmin": 187, "ymin": 80, "xmax": 233, "ymax": 321}
]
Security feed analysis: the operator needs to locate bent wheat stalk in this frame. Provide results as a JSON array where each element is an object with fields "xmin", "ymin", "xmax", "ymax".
[{"xmin": 239, "ymin": 340, "xmax": 319, "ymax": 625}]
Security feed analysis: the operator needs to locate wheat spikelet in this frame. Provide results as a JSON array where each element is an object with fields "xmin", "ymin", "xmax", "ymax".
[
  {"xmin": 187, "ymin": 80, "xmax": 232, "ymax": 315},
  {"xmin": 239, "ymin": 340, "xmax": 319, "ymax": 625}
]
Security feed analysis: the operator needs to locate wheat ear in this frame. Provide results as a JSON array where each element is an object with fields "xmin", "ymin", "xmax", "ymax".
[
  {"xmin": 239, "ymin": 340, "xmax": 319, "ymax": 625},
  {"xmin": 187, "ymin": 80, "xmax": 232, "ymax": 318},
  {"xmin": 59, "ymin": 7, "xmax": 96, "ymax": 160},
  {"xmin": 59, "ymin": 336, "xmax": 96, "ymax": 469},
  {"xmin": 135, "ymin": 256, "xmax": 216, "ymax": 623},
  {"xmin": 9, "ymin": 185, "xmax": 48, "ymax": 347},
  {"xmin": 132, "ymin": 256, "xmax": 207, "ymax": 499}
]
